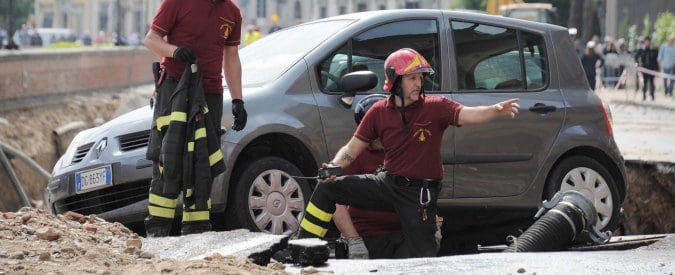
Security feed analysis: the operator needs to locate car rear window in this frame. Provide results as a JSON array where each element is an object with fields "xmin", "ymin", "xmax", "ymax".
[{"xmin": 451, "ymin": 20, "xmax": 548, "ymax": 91}]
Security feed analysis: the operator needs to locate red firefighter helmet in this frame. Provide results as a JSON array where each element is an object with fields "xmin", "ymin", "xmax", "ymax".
[{"xmin": 382, "ymin": 48, "xmax": 434, "ymax": 92}]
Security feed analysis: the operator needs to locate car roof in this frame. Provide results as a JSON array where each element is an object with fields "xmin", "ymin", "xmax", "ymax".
[{"xmin": 312, "ymin": 9, "xmax": 567, "ymax": 34}]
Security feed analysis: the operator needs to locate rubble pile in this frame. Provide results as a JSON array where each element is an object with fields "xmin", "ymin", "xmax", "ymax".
[{"xmin": 0, "ymin": 208, "xmax": 288, "ymax": 274}]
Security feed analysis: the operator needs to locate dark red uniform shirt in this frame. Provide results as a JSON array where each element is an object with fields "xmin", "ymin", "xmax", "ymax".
[
  {"xmin": 355, "ymin": 96, "xmax": 463, "ymax": 180},
  {"xmin": 151, "ymin": 0, "xmax": 241, "ymax": 94},
  {"xmin": 343, "ymin": 148, "xmax": 402, "ymax": 237}
]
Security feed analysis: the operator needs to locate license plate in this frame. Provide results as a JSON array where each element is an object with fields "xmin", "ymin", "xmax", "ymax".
[{"xmin": 75, "ymin": 165, "xmax": 112, "ymax": 193}]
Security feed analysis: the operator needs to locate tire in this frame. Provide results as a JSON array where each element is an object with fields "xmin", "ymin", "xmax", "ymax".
[
  {"xmin": 545, "ymin": 155, "xmax": 621, "ymax": 231},
  {"xmin": 231, "ymin": 157, "xmax": 311, "ymax": 235}
]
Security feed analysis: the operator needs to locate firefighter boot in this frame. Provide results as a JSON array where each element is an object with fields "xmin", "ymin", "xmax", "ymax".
[
  {"xmin": 144, "ymin": 216, "xmax": 172, "ymax": 237},
  {"xmin": 181, "ymin": 221, "xmax": 212, "ymax": 235}
]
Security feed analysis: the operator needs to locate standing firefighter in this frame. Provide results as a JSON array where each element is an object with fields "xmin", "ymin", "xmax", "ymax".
[
  {"xmin": 297, "ymin": 48, "xmax": 520, "ymax": 257},
  {"xmin": 143, "ymin": 0, "xmax": 248, "ymax": 236}
]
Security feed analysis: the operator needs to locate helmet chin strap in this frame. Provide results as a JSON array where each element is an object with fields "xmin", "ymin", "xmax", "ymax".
[{"xmin": 391, "ymin": 78, "xmax": 410, "ymax": 133}]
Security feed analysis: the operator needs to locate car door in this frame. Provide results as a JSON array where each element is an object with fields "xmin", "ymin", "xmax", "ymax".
[
  {"xmin": 447, "ymin": 20, "xmax": 565, "ymax": 198},
  {"xmin": 312, "ymin": 17, "xmax": 454, "ymax": 197}
]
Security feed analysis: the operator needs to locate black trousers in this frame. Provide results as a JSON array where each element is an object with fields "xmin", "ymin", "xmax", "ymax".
[
  {"xmin": 585, "ymin": 71, "xmax": 596, "ymax": 91},
  {"xmin": 298, "ymin": 172, "xmax": 439, "ymax": 258},
  {"xmin": 363, "ymin": 232, "xmax": 405, "ymax": 259},
  {"xmin": 147, "ymin": 77, "xmax": 223, "ymax": 222},
  {"xmin": 643, "ymin": 74, "xmax": 655, "ymax": 100}
]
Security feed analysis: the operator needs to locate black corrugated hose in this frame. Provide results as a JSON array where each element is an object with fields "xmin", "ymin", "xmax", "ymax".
[{"xmin": 505, "ymin": 191, "xmax": 611, "ymax": 252}]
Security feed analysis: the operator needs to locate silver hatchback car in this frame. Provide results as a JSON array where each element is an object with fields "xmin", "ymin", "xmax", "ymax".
[{"xmin": 48, "ymin": 10, "xmax": 626, "ymax": 246}]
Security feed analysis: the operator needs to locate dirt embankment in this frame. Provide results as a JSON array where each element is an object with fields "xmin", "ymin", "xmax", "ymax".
[
  {"xmin": 0, "ymin": 86, "xmax": 152, "ymax": 211},
  {"xmin": 621, "ymin": 161, "xmax": 675, "ymax": 234},
  {"xmin": 0, "ymin": 208, "xmax": 288, "ymax": 274}
]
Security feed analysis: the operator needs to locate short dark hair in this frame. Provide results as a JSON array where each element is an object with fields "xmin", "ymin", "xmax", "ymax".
[{"xmin": 644, "ymin": 36, "xmax": 652, "ymax": 41}]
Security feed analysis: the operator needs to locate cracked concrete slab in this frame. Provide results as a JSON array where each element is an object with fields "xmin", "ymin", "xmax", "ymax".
[
  {"xmin": 141, "ymin": 229, "xmax": 288, "ymax": 261},
  {"xmin": 285, "ymin": 234, "xmax": 675, "ymax": 274}
]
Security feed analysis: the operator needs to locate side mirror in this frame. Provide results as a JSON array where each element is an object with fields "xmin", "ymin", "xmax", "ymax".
[{"xmin": 337, "ymin": 71, "xmax": 378, "ymax": 108}]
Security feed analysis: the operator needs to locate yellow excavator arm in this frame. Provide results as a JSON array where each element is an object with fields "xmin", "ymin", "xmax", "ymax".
[{"xmin": 486, "ymin": 0, "xmax": 520, "ymax": 15}]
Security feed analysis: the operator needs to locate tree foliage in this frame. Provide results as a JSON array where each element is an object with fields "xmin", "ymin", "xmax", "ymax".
[
  {"xmin": 449, "ymin": 0, "xmax": 488, "ymax": 11},
  {"xmin": 0, "ymin": 0, "xmax": 34, "ymax": 30},
  {"xmin": 641, "ymin": 14, "xmax": 651, "ymax": 39},
  {"xmin": 618, "ymin": 8, "xmax": 630, "ymax": 42},
  {"xmin": 653, "ymin": 11, "xmax": 675, "ymax": 46}
]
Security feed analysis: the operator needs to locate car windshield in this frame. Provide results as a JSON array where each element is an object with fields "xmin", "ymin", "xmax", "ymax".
[{"xmin": 236, "ymin": 20, "xmax": 354, "ymax": 87}]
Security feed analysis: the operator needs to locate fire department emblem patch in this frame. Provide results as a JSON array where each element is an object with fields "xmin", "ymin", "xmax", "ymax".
[
  {"xmin": 219, "ymin": 17, "xmax": 234, "ymax": 39},
  {"xmin": 413, "ymin": 128, "xmax": 432, "ymax": 142}
]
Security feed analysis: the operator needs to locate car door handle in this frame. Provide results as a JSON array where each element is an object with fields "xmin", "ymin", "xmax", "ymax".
[{"xmin": 529, "ymin": 103, "xmax": 557, "ymax": 114}]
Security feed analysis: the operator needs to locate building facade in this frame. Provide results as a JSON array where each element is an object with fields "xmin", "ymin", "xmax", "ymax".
[
  {"xmin": 31, "ymin": 0, "xmax": 457, "ymax": 40},
  {"xmin": 238, "ymin": 0, "xmax": 454, "ymax": 33},
  {"xmin": 33, "ymin": 0, "xmax": 160, "ymax": 39}
]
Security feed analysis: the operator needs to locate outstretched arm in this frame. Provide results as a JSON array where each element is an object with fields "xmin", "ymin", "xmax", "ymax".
[{"xmin": 457, "ymin": 98, "xmax": 520, "ymax": 125}]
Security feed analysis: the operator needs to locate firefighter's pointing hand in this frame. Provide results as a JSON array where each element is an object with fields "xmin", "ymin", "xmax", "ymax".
[{"xmin": 493, "ymin": 98, "xmax": 520, "ymax": 118}]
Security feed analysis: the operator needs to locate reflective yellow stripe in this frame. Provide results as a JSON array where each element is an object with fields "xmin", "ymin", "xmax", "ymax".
[
  {"xmin": 158, "ymin": 165, "xmax": 164, "ymax": 174},
  {"xmin": 149, "ymin": 194, "xmax": 177, "ymax": 208},
  {"xmin": 156, "ymin": 111, "xmax": 187, "ymax": 130},
  {"xmin": 300, "ymin": 219, "xmax": 327, "ymax": 237},
  {"xmin": 209, "ymin": 150, "xmax": 223, "ymax": 166},
  {"xmin": 156, "ymin": 117, "xmax": 168, "ymax": 130},
  {"xmin": 306, "ymin": 202, "xmax": 332, "ymax": 222},
  {"xmin": 307, "ymin": 201, "xmax": 333, "ymax": 222},
  {"xmin": 183, "ymin": 210, "xmax": 210, "ymax": 222},
  {"xmin": 185, "ymin": 189, "xmax": 193, "ymax": 198},
  {"xmin": 195, "ymin": 128, "xmax": 206, "ymax": 140},
  {"xmin": 187, "ymin": 142, "xmax": 194, "ymax": 152},
  {"xmin": 171, "ymin": 111, "xmax": 187, "ymax": 122},
  {"xmin": 148, "ymin": 205, "xmax": 175, "ymax": 218},
  {"xmin": 203, "ymin": 106, "xmax": 209, "ymax": 114},
  {"xmin": 188, "ymin": 199, "xmax": 211, "ymax": 210}
]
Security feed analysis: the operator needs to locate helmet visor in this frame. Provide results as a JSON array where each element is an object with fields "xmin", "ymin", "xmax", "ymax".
[{"xmin": 406, "ymin": 67, "xmax": 435, "ymax": 75}]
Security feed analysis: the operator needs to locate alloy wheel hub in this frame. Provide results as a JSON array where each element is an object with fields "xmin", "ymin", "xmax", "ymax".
[
  {"xmin": 248, "ymin": 169, "xmax": 305, "ymax": 234},
  {"xmin": 266, "ymin": 192, "xmax": 287, "ymax": 216}
]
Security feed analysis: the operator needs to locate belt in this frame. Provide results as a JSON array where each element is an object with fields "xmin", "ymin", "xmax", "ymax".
[{"xmin": 387, "ymin": 173, "xmax": 439, "ymax": 188}]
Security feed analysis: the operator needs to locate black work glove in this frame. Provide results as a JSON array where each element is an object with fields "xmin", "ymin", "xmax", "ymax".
[
  {"xmin": 231, "ymin": 99, "xmax": 247, "ymax": 131},
  {"xmin": 173, "ymin": 46, "xmax": 196, "ymax": 63}
]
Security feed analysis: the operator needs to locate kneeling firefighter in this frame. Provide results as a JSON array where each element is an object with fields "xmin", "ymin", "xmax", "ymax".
[{"xmin": 296, "ymin": 48, "xmax": 521, "ymax": 257}]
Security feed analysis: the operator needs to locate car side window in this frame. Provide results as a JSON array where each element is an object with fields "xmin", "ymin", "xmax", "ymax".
[
  {"xmin": 318, "ymin": 44, "xmax": 349, "ymax": 93},
  {"xmin": 520, "ymin": 31, "xmax": 547, "ymax": 90},
  {"xmin": 318, "ymin": 19, "xmax": 440, "ymax": 93},
  {"xmin": 451, "ymin": 21, "xmax": 548, "ymax": 91}
]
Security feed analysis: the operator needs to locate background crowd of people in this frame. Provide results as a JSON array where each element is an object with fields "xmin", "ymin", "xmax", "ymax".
[
  {"xmin": 0, "ymin": 24, "xmax": 144, "ymax": 49},
  {"xmin": 571, "ymin": 27, "xmax": 675, "ymax": 100}
]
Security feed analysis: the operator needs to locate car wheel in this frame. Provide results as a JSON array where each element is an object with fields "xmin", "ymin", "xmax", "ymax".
[
  {"xmin": 545, "ymin": 156, "xmax": 620, "ymax": 231},
  {"xmin": 232, "ymin": 157, "xmax": 311, "ymax": 235}
]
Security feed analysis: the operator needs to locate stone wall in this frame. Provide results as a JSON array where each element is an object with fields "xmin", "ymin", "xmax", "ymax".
[{"xmin": 0, "ymin": 47, "xmax": 157, "ymax": 105}]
